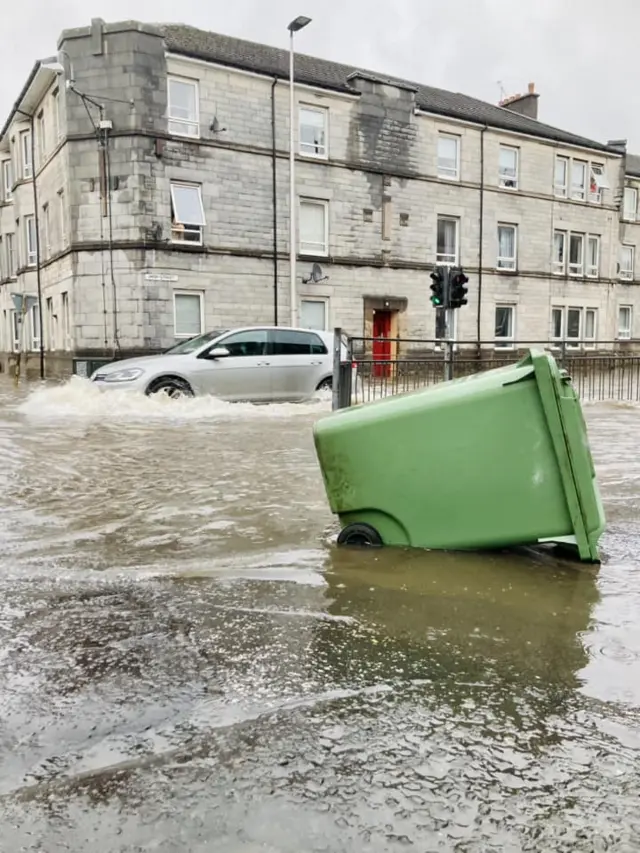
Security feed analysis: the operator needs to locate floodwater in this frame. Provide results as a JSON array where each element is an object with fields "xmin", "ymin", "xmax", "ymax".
[{"xmin": 1, "ymin": 377, "xmax": 640, "ymax": 852}]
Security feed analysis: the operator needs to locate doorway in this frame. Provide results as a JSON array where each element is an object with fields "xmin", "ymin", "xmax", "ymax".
[{"xmin": 373, "ymin": 309, "xmax": 393, "ymax": 378}]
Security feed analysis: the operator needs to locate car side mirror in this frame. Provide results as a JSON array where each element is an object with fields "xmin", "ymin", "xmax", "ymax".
[{"xmin": 207, "ymin": 346, "xmax": 230, "ymax": 359}]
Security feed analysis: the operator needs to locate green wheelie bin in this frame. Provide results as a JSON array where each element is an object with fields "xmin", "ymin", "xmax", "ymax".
[{"xmin": 313, "ymin": 348, "xmax": 605, "ymax": 562}]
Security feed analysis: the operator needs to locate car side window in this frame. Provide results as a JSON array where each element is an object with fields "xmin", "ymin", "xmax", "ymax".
[
  {"xmin": 218, "ymin": 330, "xmax": 268, "ymax": 357},
  {"xmin": 271, "ymin": 330, "xmax": 328, "ymax": 355}
]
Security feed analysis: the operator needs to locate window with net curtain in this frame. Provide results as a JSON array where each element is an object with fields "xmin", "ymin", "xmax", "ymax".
[
  {"xmin": 436, "ymin": 217, "xmax": 458, "ymax": 263},
  {"xmin": 300, "ymin": 299, "xmax": 327, "ymax": 330},
  {"xmin": 497, "ymin": 225, "xmax": 516, "ymax": 269},
  {"xmin": 299, "ymin": 200, "xmax": 327, "ymax": 255},
  {"xmin": 174, "ymin": 293, "xmax": 202, "ymax": 337},
  {"xmin": 494, "ymin": 305, "xmax": 514, "ymax": 345}
]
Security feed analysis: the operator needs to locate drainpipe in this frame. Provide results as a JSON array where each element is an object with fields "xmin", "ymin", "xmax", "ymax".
[
  {"xmin": 476, "ymin": 125, "xmax": 487, "ymax": 351},
  {"xmin": 16, "ymin": 107, "xmax": 44, "ymax": 379},
  {"xmin": 271, "ymin": 77, "xmax": 279, "ymax": 325}
]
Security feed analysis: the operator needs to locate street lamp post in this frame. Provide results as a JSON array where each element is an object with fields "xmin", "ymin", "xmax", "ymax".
[{"xmin": 287, "ymin": 15, "xmax": 311, "ymax": 328}]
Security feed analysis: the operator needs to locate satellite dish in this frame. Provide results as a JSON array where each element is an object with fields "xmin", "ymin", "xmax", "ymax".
[
  {"xmin": 303, "ymin": 262, "xmax": 329, "ymax": 284},
  {"xmin": 210, "ymin": 115, "xmax": 227, "ymax": 134}
]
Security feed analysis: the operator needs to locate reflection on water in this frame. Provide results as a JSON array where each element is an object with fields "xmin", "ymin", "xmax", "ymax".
[
  {"xmin": 1, "ymin": 379, "xmax": 640, "ymax": 851},
  {"xmin": 321, "ymin": 546, "xmax": 597, "ymax": 697}
]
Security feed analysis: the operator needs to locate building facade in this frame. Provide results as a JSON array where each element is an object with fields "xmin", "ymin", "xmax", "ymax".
[{"xmin": 1, "ymin": 18, "xmax": 639, "ymax": 376}]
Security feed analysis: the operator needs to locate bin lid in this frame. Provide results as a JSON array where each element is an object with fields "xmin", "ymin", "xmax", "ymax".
[{"xmin": 509, "ymin": 349, "xmax": 605, "ymax": 562}]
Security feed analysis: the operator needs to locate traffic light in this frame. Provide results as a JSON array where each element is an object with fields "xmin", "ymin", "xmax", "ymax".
[
  {"xmin": 449, "ymin": 268, "xmax": 469, "ymax": 308},
  {"xmin": 430, "ymin": 268, "xmax": 446, "ymax": 307}
]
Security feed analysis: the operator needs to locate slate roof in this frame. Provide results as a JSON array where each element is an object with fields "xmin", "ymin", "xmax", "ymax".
[
  {"xmin": 160, "ymin": 23, "xmax": 617, "ymax": 154},
  {"xmin": 626, "ymin": 153, "xmax": 640, "ymax": 177}
]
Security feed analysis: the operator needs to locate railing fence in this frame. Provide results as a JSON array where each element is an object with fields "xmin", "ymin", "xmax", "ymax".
[{"xmin": 331, "ymin": 330, "xmax": 640, "ymax": 409}]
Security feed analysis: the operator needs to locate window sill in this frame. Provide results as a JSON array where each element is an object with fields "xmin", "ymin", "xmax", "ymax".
[
  {"xmin": 494, "ymin": 343, "xmax": 515, "ymax": 350},
  {"xmin": 170, "ymin": 240, "xmax": 205, "ymax": 251},
  {"xmin": 437, "ymin": 173, "xmax": 460, "ymax": 182},
  {"xmin": 299, "ymin": 150, "xmax": 328, "ymax": 161},
  {"xmin": 496, "ymin": 267, "xmax": 517, "ymax": 274},
  {"xmin": 167, "ymin": 126, "xmax": 201, "ymax": 141},
  {"xmin": 299, "ymin": 250, "xmax": 329, "ymax": 260},
  {"xmin": 498, "ymin": 184, "xmax": 519, "ymax": 192}
]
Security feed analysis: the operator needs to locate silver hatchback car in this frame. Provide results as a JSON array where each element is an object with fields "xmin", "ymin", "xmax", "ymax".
[{"xmin": 90, "ymin": 326, "xmax": 341, "ymax": 402}]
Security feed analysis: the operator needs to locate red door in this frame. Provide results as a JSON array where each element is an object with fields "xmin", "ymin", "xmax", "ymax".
[{"xmin": 372, "ymin": 310, "xmax": 392, "ymax": 378}]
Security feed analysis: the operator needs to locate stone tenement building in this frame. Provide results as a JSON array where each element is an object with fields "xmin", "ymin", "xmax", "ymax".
[{"xmin": 1, "ymin": 18, "xmax": 640, "ymax": 374}]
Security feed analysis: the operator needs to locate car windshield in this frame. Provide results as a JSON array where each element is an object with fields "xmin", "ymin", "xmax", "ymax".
[{"xmin": 164, "ymin": 330, "xmax": 229, "ymax": 355}]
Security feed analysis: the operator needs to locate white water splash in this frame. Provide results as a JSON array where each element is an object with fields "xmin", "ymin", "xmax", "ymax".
[{"xmin": 15, "ymin": 376, "xmax": 332, "ymax": 422}]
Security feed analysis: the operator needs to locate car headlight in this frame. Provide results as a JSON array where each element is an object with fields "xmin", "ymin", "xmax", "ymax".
[{"xmin": 101, "ymin": 368, "xmax": 145, "ymax": 383}]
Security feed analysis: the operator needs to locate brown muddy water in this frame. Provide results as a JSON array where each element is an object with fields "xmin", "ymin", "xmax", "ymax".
[{"xmin": 1, "ymin": 377, "xmax": 639, "ymax": 852}]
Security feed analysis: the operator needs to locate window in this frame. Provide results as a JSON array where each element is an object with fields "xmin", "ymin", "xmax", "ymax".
[
  {"xmin": 170, "ymin": 182, "xmax": 206, "ymax": 244},
  {"xmin": 167, "ymin": 76, "xmax": 199, "ymax": 137},
  {"xmin": 494, "ymin": 305, "xmax": 515, "ymax": 348},
  {"xmin": 567, "ymin": 308, "xmax": 581, "ymax": 347},
  {"xmin": 300, "ymin": 298, "xmax": 327, "ymax": 330},
  {"xmin": 52, "ymin": 88, "xmax": 60, "ymax": 143},
  {"xmin": 2, "ymin": 160, "xmax": 12, "ymax": 201},
  {"xmin": 571, "ymin": 160, "xmax": 586, "ymax": 201},
  {"xmin": 553, "ymin": 230, "xmax": 566, "ymax": 274},
  {"xmin": 436, "ymin": 216, "xmax": 459, "ymax": 264},
  {"xmin": 498, "ymin": 145, "xmax": 518, "ymax": 189},
  {"xmin": 437, "ymin": 133, "xmax": 459, "ymax": 180},
  {"xmin": 299, "ymin": 106, "xmax": 327, "ymax": 158},
  {"xmin": 46, "ymin": 297, "xmax": 56, "ymax": 350},
  {"xmin": 586, "ymin": 235, "xmax": 599, "ymax": 278},
  {"xmin": 218, "ymin": 329, "xmax": 268, "ymax": 357},
  {"xmin": 173, "ymin": 292, "xmax": 203, "ymax": 338},
  {"xmin": 497, "ymin": 224, "xmax": 517, "ymax": 270},
  {"xmin": 299, "ymin": 198, "xmax": 328, "ymax": 256},
  {"xmin": 37, "ymin": 110, "xmax": 46, "ymax": 165},
  {"xmin": 11, "ymin": 310, "xmax": 20, "ymax": 352},
  {"xmin": 271, "ymin": 329, "xmax": 327, "ymax": 355},
  {"xmin": 30, "ymin": 303, "xmax": 40, "ymax": 351},
  {"xmin": 20, "ymin": 130, "xmax": 32, "ymax": 178},
  {"xmin": 618, "ymin": 306, "xmax": 633, "ymax": 340},
  {"xmin": 623, "ymin": 187, "xmax": 638, "ymax": 221},
  {"xmin": 554, "ymin": 156, "xmax": 569, "ymax": 197},
  {"xmin": 553, "ymin": 307, "xmax": 597, "ymax": 349},
  {"xmin": 568, "ymin": 233, "xmax": 584, "ymax": 276},
  {"xmin": 61, "ymin": 291, "xmax": 71, "ymax": 350},
  {"xmin": 25, "ymin": 215, "xmax": 37, "ymax": 266},
  {"xmin": 42, "ymin": 203, "xmax": 51, "ymax": 259},
  {"xmin": 619, "ymin": 245, "xmax": 635, "ymax": 281},
  {"xmin": 554, "ymin": 230, "xmax": 600, "ymax": 277},
  {"xmin": 434, "ymin": 308, "xmax": 458, "ymax": 344},
  {"xmin": 551, "ymin": 307, "xmax": 563, "ymax": 342},
  {"xmin": 584, "ymin": 308, "xmax": 597, "ymax": 348},
  {"xmin": 6, "ymin": 233, "xmax": 16, "ymax": 276},
  {"xmin": 58, "ymin": 189, "xmax": 68, "ymax": 246},
  {"xmin": 589, "ymin": 164, "xmax": 608, "ymax": 203}
]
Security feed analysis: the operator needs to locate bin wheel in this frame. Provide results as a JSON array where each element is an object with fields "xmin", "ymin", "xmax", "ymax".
[{"xmin": 337, "ymin": 523, "xmax": 383, "ymax": 548}]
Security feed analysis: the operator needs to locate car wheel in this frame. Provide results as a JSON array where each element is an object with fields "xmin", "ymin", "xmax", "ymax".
[
  {"xmin": 146, "ymin": 376, "xmax": 194, "ymax": 400},
  {"xmin": 337, "ymin": 523, "xmax": 383, "ymax": 548},
  {"xmin": 316, "ymin": 377, "xmax": 332, "ymax": 392}
]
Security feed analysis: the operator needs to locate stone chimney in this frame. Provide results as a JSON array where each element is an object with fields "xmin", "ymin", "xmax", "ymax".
[{"xmin": 499, "ymin": 82, "xmax": 539, "ymax": 120}]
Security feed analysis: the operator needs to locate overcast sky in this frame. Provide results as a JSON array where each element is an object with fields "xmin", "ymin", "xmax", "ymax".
[{"xmin": 2, "ymin": 0, "xmax": 639, "ymax": 150}]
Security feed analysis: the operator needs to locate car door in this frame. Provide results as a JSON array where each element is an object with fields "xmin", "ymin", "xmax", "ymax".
[
  {"xmin": 194, "ymin": 329, "xmax": 271, "ymax": 401},
  {"xmin": 268, "ymin": 329, "xmax": 328, "ymax": 401}
]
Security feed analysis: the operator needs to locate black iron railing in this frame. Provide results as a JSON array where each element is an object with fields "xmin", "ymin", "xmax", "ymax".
[{"xmin": 332, "ymin": 333, "xmax": 640, "ymax": 407}]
